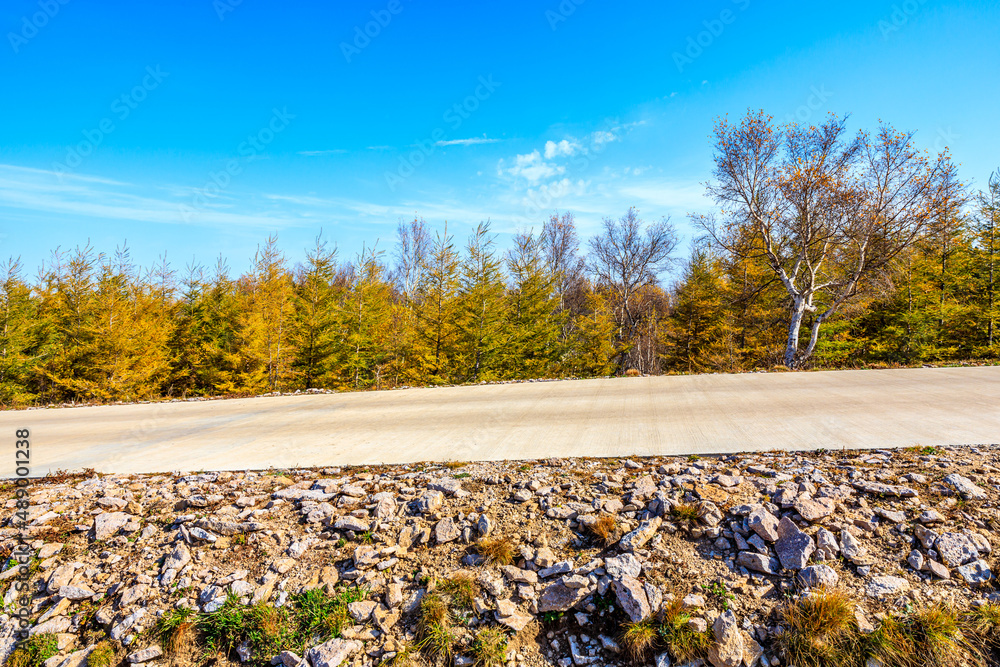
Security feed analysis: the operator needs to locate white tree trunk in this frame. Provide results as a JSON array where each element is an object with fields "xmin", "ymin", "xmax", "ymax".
[{"xmin": 784, "ymin": 299, "xmax": 806, "ymax": 368}]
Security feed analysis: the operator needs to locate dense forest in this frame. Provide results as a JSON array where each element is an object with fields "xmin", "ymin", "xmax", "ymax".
[{"xmin": 0, "ymin": 112, "xmax": 997, "ymax": 407}]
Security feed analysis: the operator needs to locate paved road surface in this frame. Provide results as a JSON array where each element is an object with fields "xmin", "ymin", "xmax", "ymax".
[{"xmin": 2, "ymin": 366, "xmax": 999, "ymax": 475}]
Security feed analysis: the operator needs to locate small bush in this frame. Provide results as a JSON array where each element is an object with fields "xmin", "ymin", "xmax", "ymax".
[
  {"xmin": 589, "ymin": 514, "xmax": 619, "ymax": 546},
  {"xmin": 476, "ymin": 538, "xmax": 514, "ymax": 566},
  {"xmin": 471, "ymin": 627, "xmax": 507, "ymax": 667},
  {"xmin": 87, "ymin": 641, "xmax": 116, "ymax": 667}
]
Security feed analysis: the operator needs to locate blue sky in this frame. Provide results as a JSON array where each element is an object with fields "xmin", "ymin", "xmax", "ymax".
[{"xmin": 1, "ymin": 0, "xmax": 998, "ymax": 275}]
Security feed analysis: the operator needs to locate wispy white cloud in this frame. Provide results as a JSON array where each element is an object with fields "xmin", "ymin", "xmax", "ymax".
[
  {"xmin": 0, "ymin": 164, "xmax": 306, "ymax": 229},
  {"xmin": 298, "ymin": 149, "xmax": 348, "ymax": 156},
  {"xmin": 618, "ymin": 180, "xmax": 710, "ymax": 211},
  {"xmin": 434, "ymin": 136, "xmax": 501, "ymax": 147}
]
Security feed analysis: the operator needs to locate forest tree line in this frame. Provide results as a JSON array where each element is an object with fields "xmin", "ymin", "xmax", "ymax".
[{"xmin": 0, "ymin": 111, "xmax": 997, "ymax": 406}]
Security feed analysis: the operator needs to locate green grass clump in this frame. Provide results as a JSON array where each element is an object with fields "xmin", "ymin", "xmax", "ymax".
[
  {"xmin": 657, "ymin": 597, "xmax": 710, "ymax": 663},
  {"xmin": 471, "ymin": 627, "xmax": 507, "ymax": 667},
  {"xmin": 156, "ymin": 606, "xmax": 198, "ymax": 653},
  {"xmin": 8, "ymin": 634, "xmax": 59, "ymax": 667},
  {"xmin": 87, "ymin": 641, "xmax": 116, "ymax": 667},
  {"xmin": 669, "ymin": 503, "xmax": 700, "ymax": 522},
  {"xmin": 615, "ymin": 597, "xmax": 711, "ymax": 664},
  {"xmin": 292, "ymin": 585, "xmax": 367, "ymax": 641},
  {"xmin": 439, "ymin": 572, "xmax": 478, "ymax": 611},
  {"xmin": 198, "ymin": 595, "xmax": 289, "ymax": 661},
  {"xmin": 156, "ymin": 585, "xmax": 368, "ymax": 667}
]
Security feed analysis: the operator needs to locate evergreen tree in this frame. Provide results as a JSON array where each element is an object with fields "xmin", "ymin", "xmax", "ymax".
[
  {"xmin": 88, "ymin": 246, "xmax": 173, "ymax": 401},
  {"xmin": 455, "ymin": 222, "xmax": 507, "ymax": 381},
  {"xmin": 333, "ymin": 246, "xmax": 393, "ymax": 389},
  {"xmin": 973, "ymin": 170, "xmax": 999, "ymax": 353},
  {"xmin": 412, "ymin": 226, "xmax": 461, "ymax": 383},
  {"xmin": 504, "ymin": 231, "xmax": 561, "ymax": 379},
  {"xmin": 665, "ymin": 248, "xmax": 734, "ymax": 373},
  {"xmin": 563, "ymin": 289, "xmax": 617, "ymax": 377},
  {"xmin": 33, "ymin": 245, "xmax": 99, "ymax": 401},
  {"xmin": 0, "ymin": 258, "xmax": 38, "ymax": 405},
  {"xmin": 235, "ymin": 236, "xmax": 296, "ymax": 392},
  {"xmin": 291, "ymin": 234, "xmax": 340, "ymax": 388}
]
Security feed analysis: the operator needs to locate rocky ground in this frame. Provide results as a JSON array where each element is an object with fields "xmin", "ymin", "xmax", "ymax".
[{"xmin": 2, "ymin": 444, "xmax": 1000, "ymax": 667}]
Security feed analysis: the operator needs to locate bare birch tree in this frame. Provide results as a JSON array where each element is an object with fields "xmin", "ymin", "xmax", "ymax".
[
  {"xmin": 588, "ymin": 207, "xmax": 679, "ymax": 370},
  {"xmin": 701, "ymin": 110, "xmax": 957, "ymax": 368}
]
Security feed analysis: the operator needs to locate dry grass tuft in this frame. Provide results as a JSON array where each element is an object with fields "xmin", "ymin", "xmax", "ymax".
[
  {"xmin": 774, "ymin": 589, "xmax": 856, "ymax": 667},
  {"xmin": 621, "ymin": 620, "xmax": 658, "ymax": 661},
  {"xmin": 417, "ymin": 591, "xmax": 455, "ymax": 659},
  {"xmin": 476, "ymin": 538, "xmax": 515, "ymax": 566},
  {"xmin": 589, "ymin": 514, "xmax": 619, "ymax": 546},
  {"xmin": 86, "ymin": 642, "xmax": 116, "ymax": 667},
  {"xmin": 963, "ymin": 602, "xmax": 1000, "ymax": 648},
  {"xmin": 417, "ymin": 592, "xmax": 449, "ymax": 631}
]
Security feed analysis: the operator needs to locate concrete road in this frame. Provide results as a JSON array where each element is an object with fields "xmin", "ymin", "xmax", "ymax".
[{"xmin": 2, "ymin": 366, "xmax": 999, "ymax": 475}]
